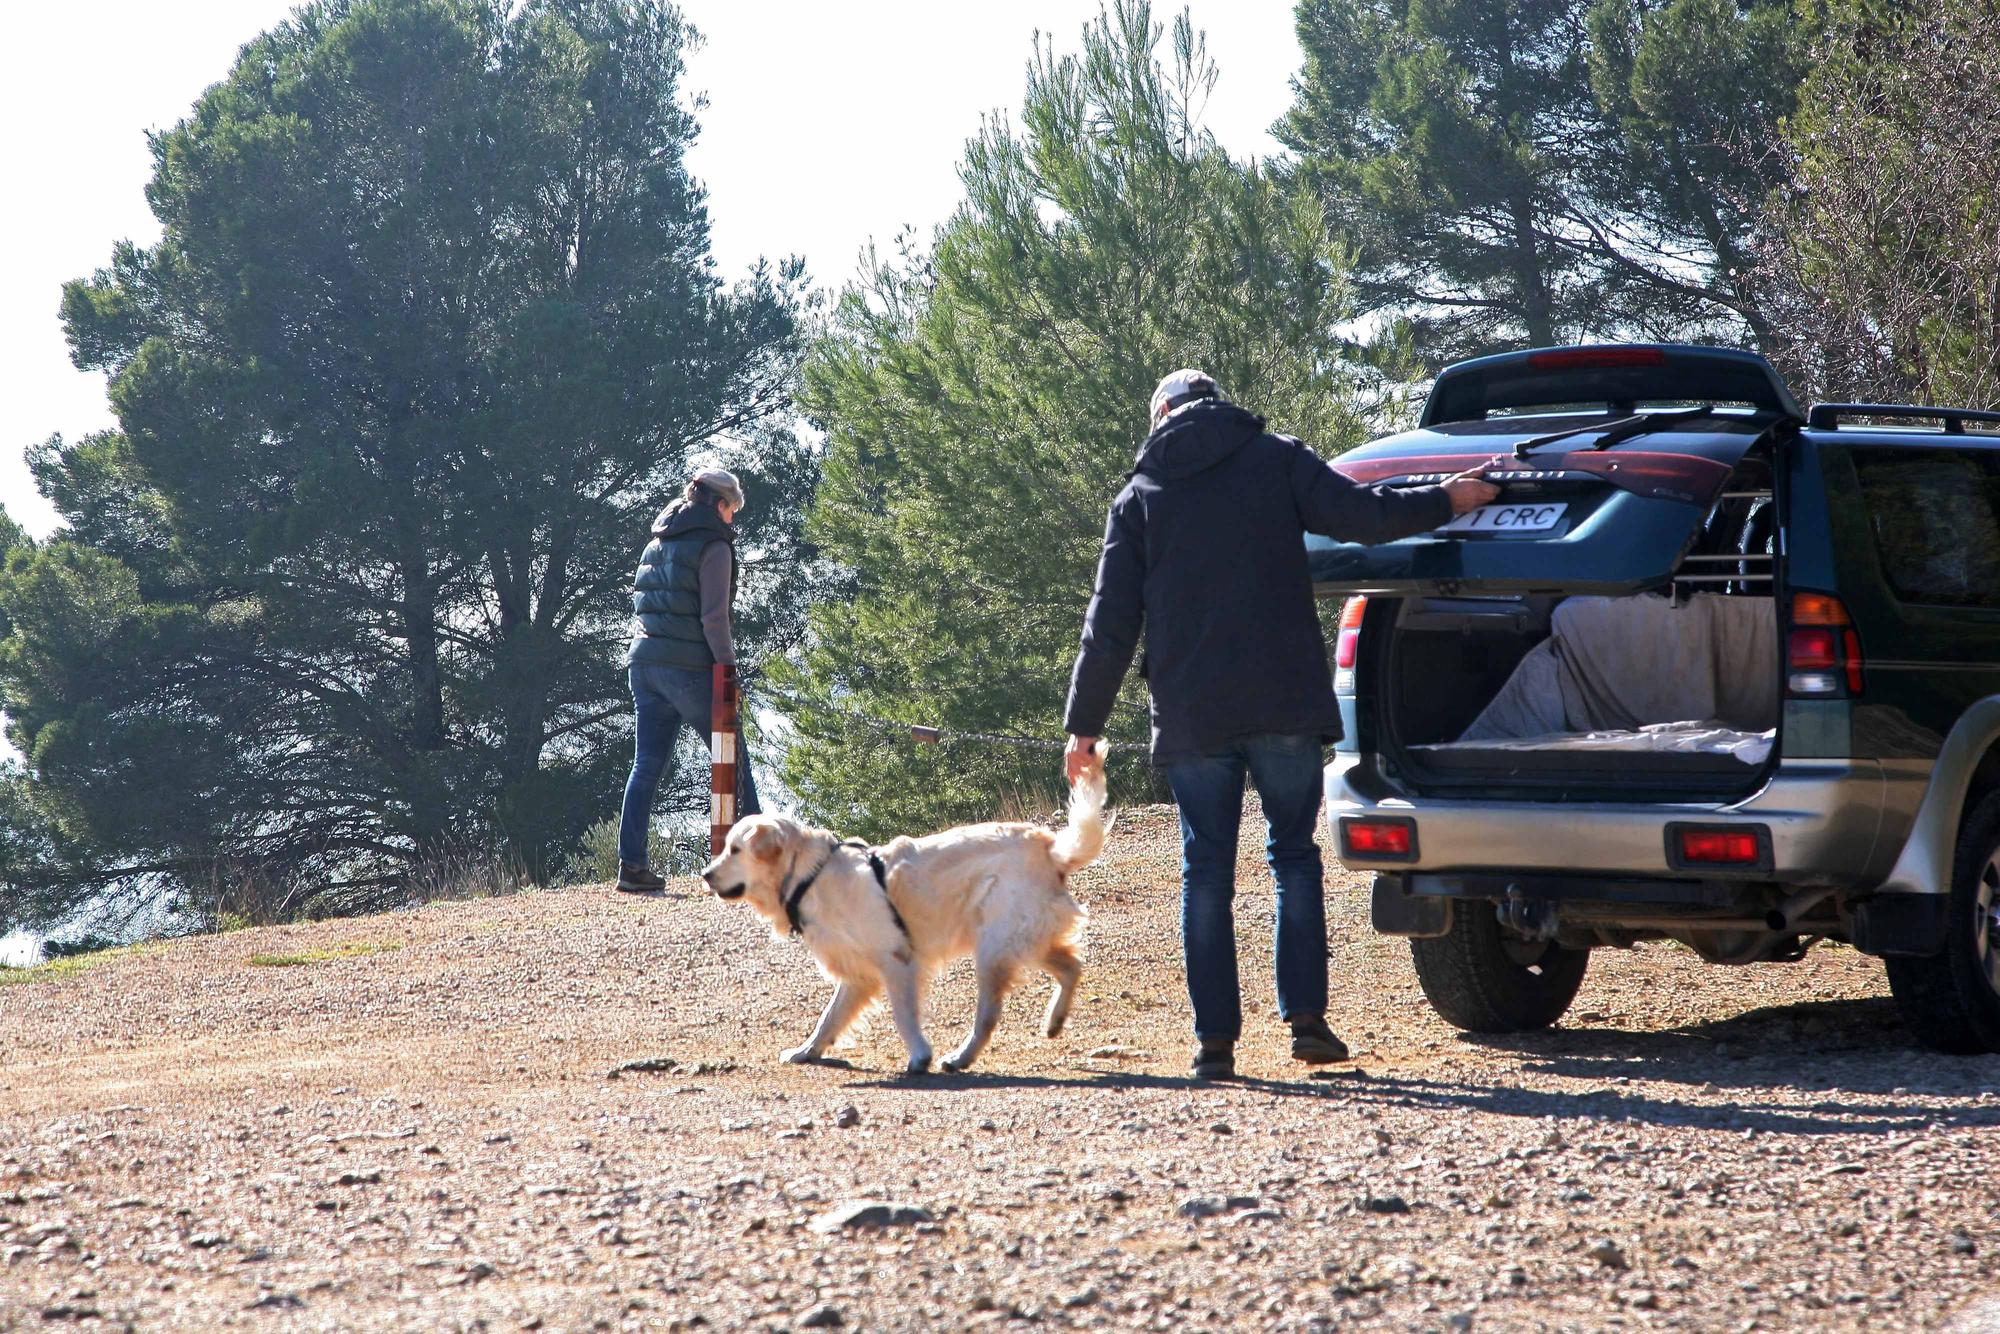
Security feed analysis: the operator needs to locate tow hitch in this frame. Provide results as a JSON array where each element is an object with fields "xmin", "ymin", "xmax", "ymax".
[{"xmin": 1500, "ymin": 886, "xmax": 1561, "ymax": 942}]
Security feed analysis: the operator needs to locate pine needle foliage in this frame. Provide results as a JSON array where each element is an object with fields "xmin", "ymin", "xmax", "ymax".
[
  {"xmin": 778, "ymin": 2, "xmax": 1399, "ymax": 838},
  {"xmin": 0, "ymin": 0, "xmax": 808, "ymax": 934}
]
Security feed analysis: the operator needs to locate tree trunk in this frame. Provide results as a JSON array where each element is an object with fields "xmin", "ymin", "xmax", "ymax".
[
  {"xmin": 1675, "ymin": 135, "xmax": 1776, "ymax": 354},
  {"xmin": 401, "ymin": 549, "xmax": 446, "ymax": 753},
  {"xmin": 1510, "ymin": 188, "xmax": 1557, "ymax": 346},
  {"xmin": 1493, "ymin": 11, "xmax": 1555, "ymax": 347},
  {"xmin": 488, "ymin": 532, "xmax": 565, "ymax": 881}
]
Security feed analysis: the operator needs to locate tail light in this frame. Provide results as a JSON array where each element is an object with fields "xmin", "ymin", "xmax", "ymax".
[
  {"xmin": 1333, "ymin": 597, "xmax": 1366, "ymax": 694},
  {"xmin": 1788, "ymin": 592, "xmax": 1863, "ymax": 696},
  {"xmin": 1526, "ymin": 347, "xmax": 1668, "ymax": 372},
  {"xmin": 1341, "ymin": 817, "xmax": 1416, "ymax": 861},
  {"xmin": 1672, "ymin": 826, "xmax": 1767, "ymax": 867}
]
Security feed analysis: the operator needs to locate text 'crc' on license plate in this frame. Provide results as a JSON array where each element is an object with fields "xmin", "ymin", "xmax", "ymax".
[{"xmin": 1439, "ymin": 501, "xmax": 1568, "ymax": 534}]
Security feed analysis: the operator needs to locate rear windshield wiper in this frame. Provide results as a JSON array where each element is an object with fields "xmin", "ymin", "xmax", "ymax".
[{"xmin": 1511, "ymin": 404, "xmax": 1719, "ymax": 459}]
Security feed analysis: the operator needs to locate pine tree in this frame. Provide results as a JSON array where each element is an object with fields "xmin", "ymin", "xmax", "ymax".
[
  {"xmin": 1766, "ymin": 0, "xmax": 2000, "ymax": 407},
  {"xmin": 1, "ymin": 0, "xmax": 808, "ymax": 933},
  {"xmin": 1584, "ymin": 0, "xmax": 1813, "ymax": 348},
  {"xmin": 1279, "ymin": 0, "xmax": 1815, "ymax": 362},
  {"xmin": 777, "ymin": 2, "xmax": 1397, "ymax": 837}
]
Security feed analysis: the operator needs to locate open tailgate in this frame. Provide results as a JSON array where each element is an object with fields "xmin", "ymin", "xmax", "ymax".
[
  {"xmin": 1307, "ymin": 433, "xmax": 1768, "ymax": 595},
  {"xmin": 1309, "ymin": 345, "xmax": 1798, "ymax": 597}
]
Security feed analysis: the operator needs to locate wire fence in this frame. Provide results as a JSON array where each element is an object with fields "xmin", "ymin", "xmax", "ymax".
[{"xmin": 750, "ymin": 686, "xmax": 1142, "ymax": 759}]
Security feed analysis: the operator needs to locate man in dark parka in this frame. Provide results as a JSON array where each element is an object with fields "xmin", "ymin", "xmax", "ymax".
[{"xmin": 1063, "ymin": 370, "xmax": 1498, "ymax": 1077}]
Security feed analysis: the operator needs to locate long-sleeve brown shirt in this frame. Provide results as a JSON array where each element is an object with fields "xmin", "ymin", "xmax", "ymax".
[{"xmin": 698, "ymin": 540, "xmax": 736, "ymax": 666}]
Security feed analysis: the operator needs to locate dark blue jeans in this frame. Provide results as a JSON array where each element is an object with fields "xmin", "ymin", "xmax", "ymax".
[
  {"xmin": 618, "ymin": 664, "xmax": 761, "ymax": 867},
  {"xmin": 1163, "ymin": 732, "xmax": 1328, "ymax": 1043}
]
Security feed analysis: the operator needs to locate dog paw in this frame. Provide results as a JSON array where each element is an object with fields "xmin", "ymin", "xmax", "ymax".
[
  {"xmin": 903, "ymin": 1054, "xmax": 932, "ymax": 1076},
  {"xmin": 941, "ymin": 1053, "xmax": 972, "ymax": 1073},
  {"xmin": 780, "ymin": 1046, "xmax": 820, "ymax": 1065}
]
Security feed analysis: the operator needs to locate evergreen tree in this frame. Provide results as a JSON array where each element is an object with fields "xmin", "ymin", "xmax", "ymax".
[
  {"xmin": 778, "ymin": 2, "xmax": 1396, "ymax": 837},
  {"xmin": 1, "ymin": 0, "xmax": 807, "ymax": 933},
  {"xmin": 1766, "ymin": 0, "xmax": 2000, "ymax": 407},
  {"xmin": 1279, "ymin": 0, "xmax": 1602, "ymax": 357},
  {"xmin": 1279, "ymin": 0, "xmax": 1814, "ymax": 362},
  {"xmin": 1584, "ymin": 0, "xmax": 1813, "ymax": 347}
]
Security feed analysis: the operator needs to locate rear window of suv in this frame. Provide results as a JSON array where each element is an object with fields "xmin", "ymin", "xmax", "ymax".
[{"xmin": 1852, "ymin": 446, "xmax": 2000, "ymax": 607}]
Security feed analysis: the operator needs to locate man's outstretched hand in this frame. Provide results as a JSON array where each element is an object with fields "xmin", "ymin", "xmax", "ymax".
[
  {"xmin": 1064, "ymin": 734, "xmax": 1099, "ymax": 786},
  {"xmin": 1442, "ymin": 459, "xmax": 1505, "ymax": 515}
]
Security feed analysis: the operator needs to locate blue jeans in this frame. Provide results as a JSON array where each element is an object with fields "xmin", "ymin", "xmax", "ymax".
[
  {"xmin": 1163, "ymin": 732, "xmax": 1328, "ymax": 1043},
  {"xmin": 617, "ymin": 664, "xmax": 762, "ymax": 866}
]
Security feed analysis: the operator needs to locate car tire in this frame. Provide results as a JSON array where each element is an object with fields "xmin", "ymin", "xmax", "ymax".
[
  {"xmin": 1408, "ymin": 906, "xmax": 1589, "ymax": 1033},
  {"xmin": 1884, "ymin": 789, "xmax": 2000, "ymax": 1055}
]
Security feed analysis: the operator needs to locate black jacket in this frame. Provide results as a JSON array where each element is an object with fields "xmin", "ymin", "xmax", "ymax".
[{"xmin": 1063, "ymin": 400, "xmax": 1453, "ymax": 764}]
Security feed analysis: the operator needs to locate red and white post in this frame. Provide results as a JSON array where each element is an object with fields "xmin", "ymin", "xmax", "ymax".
[{"xmin": 710, "ymin": 663, "xmax": 739, "ymax": 856}]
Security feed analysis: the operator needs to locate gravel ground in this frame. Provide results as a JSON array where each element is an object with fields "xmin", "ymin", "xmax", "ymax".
[{"xmin": 3, "ymin": 802, "xmax": 1998, "ymax": 1333}]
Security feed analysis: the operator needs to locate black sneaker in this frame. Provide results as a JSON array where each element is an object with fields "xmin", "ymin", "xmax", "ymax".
[
  {"xmin": 1192, "ymin": 1040, "xmax": 1236, "ymax": 1080},
  {"xmin": 616, "ymin": 862, "xmax": 667, "ymax": 894},
  {"xmin": 1289, "ymin": 1015, "xmax": 1350, "ymax": 1065}
]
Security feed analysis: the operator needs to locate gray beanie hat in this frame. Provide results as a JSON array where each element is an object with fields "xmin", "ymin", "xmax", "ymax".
[{"xmin": 691, "ymin": 467, "xmax": 744, "ymax": 511}]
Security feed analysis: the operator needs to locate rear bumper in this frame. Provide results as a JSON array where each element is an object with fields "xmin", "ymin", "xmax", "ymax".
[{"xmin": 1326, "ymin": 752, "xmax": 1893, "ymax": 888}]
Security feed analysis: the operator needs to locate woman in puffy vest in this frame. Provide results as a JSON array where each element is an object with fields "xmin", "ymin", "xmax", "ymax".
[{"xmin": 615, "ymin": 467, "xmax": 762, "ymax": 893}]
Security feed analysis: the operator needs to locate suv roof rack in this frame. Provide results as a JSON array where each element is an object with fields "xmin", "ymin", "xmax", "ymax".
[
  {"xmin": 1421, "ymin": 344, "xmax": 1804, "ymax": 429},
  {"xmin": 1806, "ymin": 403, "xmax": 2000, "ymax": 434}
]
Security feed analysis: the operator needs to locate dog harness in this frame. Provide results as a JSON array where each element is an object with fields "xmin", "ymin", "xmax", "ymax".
[{"xmin": 782, "ymin": 836, "xmax": 911, "ymax": 944}]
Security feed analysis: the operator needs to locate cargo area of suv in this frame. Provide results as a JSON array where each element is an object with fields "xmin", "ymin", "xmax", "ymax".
[{"xmin": 1368, "ymin": 594, "xmax": 1779, "ymax": 800}]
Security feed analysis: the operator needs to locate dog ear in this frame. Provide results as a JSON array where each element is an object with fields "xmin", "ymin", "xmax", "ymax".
[{"xmin": 743, "ymin": 820, "xmax": 783, "ymax": 861}]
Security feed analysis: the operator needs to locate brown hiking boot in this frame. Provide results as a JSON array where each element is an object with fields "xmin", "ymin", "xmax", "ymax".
[{"xmin": 616, "ymin": 862, "xmax": 667, "ymax": 894}]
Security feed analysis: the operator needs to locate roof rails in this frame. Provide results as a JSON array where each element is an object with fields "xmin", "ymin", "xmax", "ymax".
[
  {"xmin": 1421, "ymin": 344, "xmax": 1805, "ymax": 429},
  {"xmin": 1806, "ymin": 403, "xmax": 2000, "ymax": 434}
]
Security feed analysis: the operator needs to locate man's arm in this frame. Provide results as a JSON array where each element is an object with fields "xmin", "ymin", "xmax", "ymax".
[
  {"xmin": 697, "ymin": 541, "xmax": 736, "ymax": 665},
  {"xmin": 1288, "ymin": 441, "xmax": 1499, "ymax": 544},
  {"xmin": 1063, "ymin": 498, "xmax": 1145, "ymax": 754}
]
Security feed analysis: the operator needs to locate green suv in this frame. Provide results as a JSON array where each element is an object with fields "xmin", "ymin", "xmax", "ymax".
[{"xmin": 1311, "ymin": 344, "xmax": 2000, "ymax": 1054}]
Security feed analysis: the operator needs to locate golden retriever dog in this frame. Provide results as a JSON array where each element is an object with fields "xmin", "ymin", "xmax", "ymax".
[{"xmin": 700, "ymin": 762, "xmax": 1109, "ymax": 1074}]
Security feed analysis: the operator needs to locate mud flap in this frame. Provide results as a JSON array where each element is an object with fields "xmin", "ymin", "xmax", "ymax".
[
  {"xmin": 1851, "ymin": 893, "xmax": 1948, "ymax": 957},
  {"xmin": 1371, "ymin": 875, "xmax": 1453, "ymax": 938}
]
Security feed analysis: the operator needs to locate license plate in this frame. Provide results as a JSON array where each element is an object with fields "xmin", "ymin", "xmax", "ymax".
[{"xmin": 1440, "ymin": 501, "xmax": 1568, "ymax": 534}]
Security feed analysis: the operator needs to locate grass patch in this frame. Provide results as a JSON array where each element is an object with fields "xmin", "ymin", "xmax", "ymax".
[
  {"xmin": 247, "ymin": 940, "xmax": 402, "ymax": 968},
  {"xmin": 0, "ymin": 942, "xmax": 163, "ymax": 987}
]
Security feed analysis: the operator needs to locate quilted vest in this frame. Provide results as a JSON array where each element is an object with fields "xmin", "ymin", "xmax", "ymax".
[{"xmin": 627, "ymin": 502, "xmax": 735, "ymax": 669}]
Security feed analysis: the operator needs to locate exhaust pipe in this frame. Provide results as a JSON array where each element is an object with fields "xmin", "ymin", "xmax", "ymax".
[{"xmin": 1765, "ymin": 887, "xmax": 1835, "ymax": 933}]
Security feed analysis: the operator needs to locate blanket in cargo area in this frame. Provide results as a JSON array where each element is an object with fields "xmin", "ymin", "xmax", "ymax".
[
  {"xmin": 1419, "ymin": 720, "xmax": 1775, "ymax": 766},
  {"xmin": 1459, "ymin": 593, "xmax": 1778, "ymax": 743}
]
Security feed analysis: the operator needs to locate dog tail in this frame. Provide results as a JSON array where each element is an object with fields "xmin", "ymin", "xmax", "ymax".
[{"xmin": 1049, "ymin": 759, "xmax": 1112, "ymax": 876}]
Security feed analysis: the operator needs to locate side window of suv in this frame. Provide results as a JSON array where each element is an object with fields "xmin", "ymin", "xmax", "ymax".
[{"xmin": 1851, "ymin": 446, "xmax": 2000, "ymax": 608}]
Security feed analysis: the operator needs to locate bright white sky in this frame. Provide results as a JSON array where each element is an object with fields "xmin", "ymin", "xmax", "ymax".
[{"xmin": 0, "ymin": 1, "xmax": 1301, "ymax": 540}]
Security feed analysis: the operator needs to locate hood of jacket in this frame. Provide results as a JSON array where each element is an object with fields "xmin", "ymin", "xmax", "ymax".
[
  {"xmin": 1131, "ymin": 399, "xmax": 1267, "ymax": 481},
  {"xmin": 651, "ymin": 500, "xmax": 734, "ymax": 542}
]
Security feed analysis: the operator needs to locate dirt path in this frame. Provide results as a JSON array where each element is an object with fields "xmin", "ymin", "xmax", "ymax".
[{"xmin": 3, "ymin": 803, "xmax": 1997, "ymax": 1332}]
